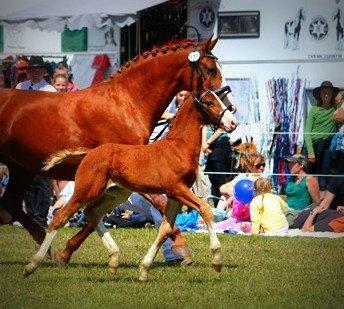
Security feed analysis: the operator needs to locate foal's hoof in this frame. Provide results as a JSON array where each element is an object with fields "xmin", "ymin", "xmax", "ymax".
[
  {"xmin": 138, "ymin": 265, "xmax": 148, "ymax": 282},
  {"xmin": 212, "ymin": 263, "xmax": 222, "ymax": 273},
  {"xmin": 23, "ymin": 262, "xmax": 37, "ymax": 278}
]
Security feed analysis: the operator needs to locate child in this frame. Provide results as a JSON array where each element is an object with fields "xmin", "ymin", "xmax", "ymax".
[{"xmin": 250, "ymin": 177, "xmax": 289, "ymax": 235}]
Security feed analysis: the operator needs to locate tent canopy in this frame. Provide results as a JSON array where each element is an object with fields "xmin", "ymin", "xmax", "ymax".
[{"xmin": 0, "ymin": 0, "xmax": 168, "ymax": 31}]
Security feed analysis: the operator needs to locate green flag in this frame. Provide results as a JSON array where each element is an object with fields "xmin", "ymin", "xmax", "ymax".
[{"xmin": 61, "ymin": 27, "xmax": 87, "ymax": 52}]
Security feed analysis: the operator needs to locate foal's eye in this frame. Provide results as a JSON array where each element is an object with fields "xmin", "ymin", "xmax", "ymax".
[{"xmin": 204, "ymin": 101, "xmax": 213, "ymax": 107}]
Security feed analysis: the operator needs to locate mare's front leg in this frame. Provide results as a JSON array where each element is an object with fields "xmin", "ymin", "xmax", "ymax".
[
  {"xmin": 139, "ymin": 199, "xmax": 182, "ymax": 282},
  {"xmin": 142, "ymin": 193, "xmax": 192, "ymax": 261},
  {"xmin": 172, "ymin": 184, "xmax": 222, "ymax": 272}
]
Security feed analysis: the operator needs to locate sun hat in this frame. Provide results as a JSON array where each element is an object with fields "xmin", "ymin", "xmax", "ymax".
[
  {"xmin": 284, "ymin": 154, "xmax": 308, "ymax": 165},
  {"xmin": 313, "ymin": 81, "xmax": 340, "ymax": 101}
]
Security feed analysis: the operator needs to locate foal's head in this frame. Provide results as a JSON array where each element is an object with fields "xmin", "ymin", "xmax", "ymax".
[{"xmin": 194, "ymin": 90, "xmax": 236, "ymax": 132}]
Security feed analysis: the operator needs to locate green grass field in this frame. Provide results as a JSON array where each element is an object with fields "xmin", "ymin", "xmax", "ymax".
[{"xmin": 0, "ymin": 226, "xmax": 343, "ymax": 308}]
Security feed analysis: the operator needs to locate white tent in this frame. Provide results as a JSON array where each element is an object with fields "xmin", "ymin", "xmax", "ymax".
[{"xmin": 0, "ymin": 0, "xmax": 168, "ymax": 31}]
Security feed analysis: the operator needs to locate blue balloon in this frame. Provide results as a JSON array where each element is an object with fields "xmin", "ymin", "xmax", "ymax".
[{"xmin": 233, "ymin": 179, "xmax": 255, "ymax": 204}]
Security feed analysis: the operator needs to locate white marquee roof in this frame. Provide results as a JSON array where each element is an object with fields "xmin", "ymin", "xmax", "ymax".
[{"xmin": 0, "ymin": 0, "xmax": 168, "ymax": 31}]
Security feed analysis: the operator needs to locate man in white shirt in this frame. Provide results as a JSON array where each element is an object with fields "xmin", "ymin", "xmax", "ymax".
[
  {"xmin": 16, "ymin": 55, "xmax": 56, "ymax": 227},
  {"xmin": 15, "ymin": 55, "xmax": 56, "ymax": 92}
]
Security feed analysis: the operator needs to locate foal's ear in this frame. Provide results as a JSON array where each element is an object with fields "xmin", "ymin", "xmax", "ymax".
[{"xmin": 204, "ymin": 34, "xmax": 218, "ymax": 51}]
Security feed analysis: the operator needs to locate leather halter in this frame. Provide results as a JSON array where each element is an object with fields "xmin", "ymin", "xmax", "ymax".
[{"xmin": 194, "ymin": 90, "xmax": 231, "ymax": 132}]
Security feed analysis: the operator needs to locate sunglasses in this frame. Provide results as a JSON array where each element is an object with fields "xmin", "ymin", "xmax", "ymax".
[{"xmin": 254, "ymin": 163, "xmax": 265, "ymax": 168}]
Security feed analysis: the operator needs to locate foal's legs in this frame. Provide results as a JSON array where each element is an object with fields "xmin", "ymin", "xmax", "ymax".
[
  {"xmin": 139, "ymin": 199, "xmax": 182, "ymax": 282},
  {"xmin": 82, "ymin": 185, "xmax": 131, "ymax": 275},
  {"xmin": 172, "ymin": 185, "xmax": 222, "ymax": 272}
]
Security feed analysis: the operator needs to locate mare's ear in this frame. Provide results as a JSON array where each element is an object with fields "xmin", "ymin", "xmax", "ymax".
[{"xmin": 204, "ymin": 34, "xmax": 218, "ymax": 51}]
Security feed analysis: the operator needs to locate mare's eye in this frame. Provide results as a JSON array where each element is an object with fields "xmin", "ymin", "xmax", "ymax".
[{"xmin": 206, "ymin": 67, "xmax": 216, "ymax": 75}]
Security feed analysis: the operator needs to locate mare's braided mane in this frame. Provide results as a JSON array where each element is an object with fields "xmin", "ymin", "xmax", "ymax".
[{"xmin": 110, "ymin": 39, "xmax": 196, "ymax": 79}]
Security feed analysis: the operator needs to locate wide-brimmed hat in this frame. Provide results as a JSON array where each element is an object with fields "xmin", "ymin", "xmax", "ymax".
[
  {"xmin": 313, "ymin": 81, "xmax": 340, "ymax": 101},
  {"xmin": 284, "ymin": 154, "xmax": 308, "ymax": 165},
  {"xmin": 28, "ymin": 56, "xmax": 46, "ymax": 69}
]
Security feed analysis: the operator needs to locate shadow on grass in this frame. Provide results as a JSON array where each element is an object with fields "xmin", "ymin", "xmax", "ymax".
[
  {"xmin": 1, "ymin": 260, "xmax": 239, "ymax": 270},
  {"xmin": 0, "ymin": 260, "xmax": 140, "ymax": 270}
]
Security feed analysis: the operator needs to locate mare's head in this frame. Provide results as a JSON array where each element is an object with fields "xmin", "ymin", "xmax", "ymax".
[
  {"xmin": 194, "ymin": 90, "xmax": 236, "ymax": 132},
  {"xmin": 180, "ymin": 36, "xmax": 238, "ymax": 129}
]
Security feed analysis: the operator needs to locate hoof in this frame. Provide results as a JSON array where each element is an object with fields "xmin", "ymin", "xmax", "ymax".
[
  {"xmin": 54, "ymin": 251, "xmax": 68, "ymax": 267},
  {"xmin": 108, "ymin": 265, "xmax": 118, "ymax": 275},
  {"xmin": 180, "ymin": 257, "xmax": 193, "ymax": 267},
  {"xmin": 172, "ymin": 245, "xmax": 192, "ymax": 260},
  {"xmin": 138, "ymin": 265, "xmax": 148, "ymax": 282},
  {"xmin": 23, "ymin": 262, "xmax": 37, "ymax": 278},
  {"xmin": 212, "ymin": 263, "xmax": 222, "ymax": 273}
]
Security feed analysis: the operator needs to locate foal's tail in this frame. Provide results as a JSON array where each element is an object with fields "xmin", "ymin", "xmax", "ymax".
[{"xmin": 42, "ymin": 147, "xmax": 89, "ymax": 171}]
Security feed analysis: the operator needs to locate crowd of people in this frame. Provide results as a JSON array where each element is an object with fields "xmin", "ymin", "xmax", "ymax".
[{"xmin": 0, "ymin": 55, "xmax": 343, "ymax": 242}]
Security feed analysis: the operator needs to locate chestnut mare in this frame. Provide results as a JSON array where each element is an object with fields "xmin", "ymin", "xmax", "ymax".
[
  {"xmin": 24, "ymin": 90, "xmax": 233, "ymax": 281},
  {"xmin": 0, "ymin": 37, "xmax": 236, "ymax": 264}
]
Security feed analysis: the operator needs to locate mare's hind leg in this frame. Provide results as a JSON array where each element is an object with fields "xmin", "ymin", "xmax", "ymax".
[
  {"xmin": 0, "ymin": 162, "xmax": 46, "ymax": 244},
  {"xmin": 172, "ymin": 184, "xmax": 222, "ymax": 272},
  {"xmin": 139, "ymin": 199, "xmax": 182, "ymax": 282}
]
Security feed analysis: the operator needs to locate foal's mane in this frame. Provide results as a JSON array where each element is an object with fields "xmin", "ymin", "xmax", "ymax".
[{"xmin": 110, "ymin": 39, "xmax": 196, "ymax": 80}]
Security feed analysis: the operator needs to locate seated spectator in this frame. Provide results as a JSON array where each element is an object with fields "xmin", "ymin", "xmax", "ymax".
[
  {"xmin": 0, "ymin": 164, "xmax": 9, "ymax": 198},
  {"xmin": 210, "ymin": 149, "xmax": 266, "ymax": 233},
  {"xmin": 250, "ymin": 177, "xmax": 289, "ymax": 235},
  {"xmin": 104, "ymin": 200, "xmax": 154, "ymax": 228},
  {"xmin": 304, "ymin": 81, "xmax": 339, "ymax": 189},
  {"xmin": 47, "ymin": 181, "xmax": 75, "ymax": 224},
  {"xmin": 284, "ymin": 154, "xmax": 320, "ymax": 212},
  {"xmin": 290, "ymin": 206, "xmax": 344, "ymax": 233}
]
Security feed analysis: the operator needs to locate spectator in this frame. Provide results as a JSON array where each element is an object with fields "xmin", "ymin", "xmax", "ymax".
[
  {"xmin": 53, "ymin": 73, "xmax": 68, "ymax": 92},
  {"xmin": 210, "ymin": 148, "xmax": 266, "ymax": 233},
  {"xmin": 284, "ymin": 154, "xmax": 320, "ymax": 212},
  {"xmin": 203, "ymin": 127, "xmax": 232, "ymax": 206},
  {"xmin": 329, "ymin": 91, "xmax": 344, "ymax": 172},
  {"xmin": 16, "ymin": 56, "xmax": 56, "ymax": 92},
  {"xmin": 47, "ymin": 181, "xmax": 74, "ymax": 224},
  {"xmin": 304, "ymin": 81, "xmax": 339, "ymax": 189},
  {"xmin": 290, "ymin": 206, "xmax": 344, "ymax": 233},
  {"xmin": 15, "ymin": 56, "xmax": 56, "ymax": 227},
  {"xmin": 104, "ymin": 196, "xmax": 154, "ymax": 228},
  {"xmin": 0, "ymin": 164, "xmax": 9, "ymax": 198},
  {"xmin": 250, "ymin": 177, "xmax": 289, "ymax": 235},
  {"xmin": 0, "ymin": 71, "xmax": 4, "ymax": 88},
  {"xmin": 55, "ymin": 62, "xmax": 79, "ymax": 92}
]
